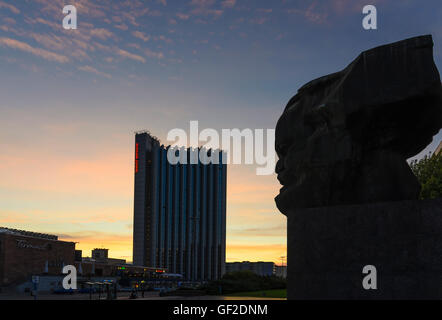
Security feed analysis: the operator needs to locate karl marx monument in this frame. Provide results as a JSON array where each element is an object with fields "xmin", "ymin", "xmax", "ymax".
[{"xmin": 275, "ymin": 35, "xmax": 442, "ymax": 299}]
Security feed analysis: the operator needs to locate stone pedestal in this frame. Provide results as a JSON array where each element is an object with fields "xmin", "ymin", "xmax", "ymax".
[{"xmin": 287, "ymin": 198, "xmax": 442, "ymax": 299}]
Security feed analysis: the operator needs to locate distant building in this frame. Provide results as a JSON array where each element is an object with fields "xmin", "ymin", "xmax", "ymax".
[
  {"xmin": 225, "ymin": 261, "xmax": 275, "ymax": 277},
  {"xmin": 274, "ymin": 265, "xmax": 287, "ymax": 278},
  {"xmin": 92, "ymin": 248, "xmax": 108, "ymax": 260},
  {"xmin": 133, "ymin": 132, "xmax": 227, "ymax": 281},
  {"xmin": 87, "ymin": 248, "xmax": 126, "ymax": 266},
  {"xmin": 75, "ymin": 250, "xmax": 83, "ymax": 262},
  {"xmin": 0, "ymin": 227, "xmax": 167, "ymax": 292}
]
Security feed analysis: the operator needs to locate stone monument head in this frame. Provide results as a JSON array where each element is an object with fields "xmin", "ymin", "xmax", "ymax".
[{"xmin": 275, "ymin": 35, "xmax": 442, "ymax": 215}]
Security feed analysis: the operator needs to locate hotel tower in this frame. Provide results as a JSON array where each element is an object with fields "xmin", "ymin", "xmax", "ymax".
[{"xmin": 133, "ymin": 131, "xmax": 227, "ymax": 281}]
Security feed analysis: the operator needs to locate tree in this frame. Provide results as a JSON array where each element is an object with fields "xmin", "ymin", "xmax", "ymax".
[
  {"xmin": 202, "ymin": 271, "xmax": 286, "ymax": 295},
  {"xmin": 410, "ymin": 151, "xmax": 442, "ymax": 199}
]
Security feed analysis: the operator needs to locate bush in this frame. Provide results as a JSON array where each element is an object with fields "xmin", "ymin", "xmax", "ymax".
[
  {"xmin": 202, "ymin": 271, "xmax": 286, "ymax": 295},
  {"xmin": 410, "ymin": 151, "xmax": 442, "ymax": 199}
]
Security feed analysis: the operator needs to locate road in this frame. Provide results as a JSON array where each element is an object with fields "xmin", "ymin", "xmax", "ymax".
[{"xmin": 0, "ymin": 291, "xmax": 284, "ymax": 300}]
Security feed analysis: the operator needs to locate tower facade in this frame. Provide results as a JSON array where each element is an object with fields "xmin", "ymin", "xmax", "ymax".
[{"xmin": 133, "ymin": 132, "xmax": 227, "ymax": 281}]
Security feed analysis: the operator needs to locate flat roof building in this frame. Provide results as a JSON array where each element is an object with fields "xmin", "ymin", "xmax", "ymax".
[
  {"xmin": 274, "ymin": 265, "xmax": 287, "ymax": 278},
  {"xmin": 133, "ymin": 132, "xmax": 227, "ymax": 281},
  {"xmin": 0, "ymin": 227, "xmax": 168, "ymax": 292},
  {"xmin": 0, "ymin": 227, "xmax": 75, "ymax": 287}
]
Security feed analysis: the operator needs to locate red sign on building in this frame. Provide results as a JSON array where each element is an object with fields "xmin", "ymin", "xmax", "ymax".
[{"xmin": 135, "ymin": 143, "xmax": 139, "ymax": 173}]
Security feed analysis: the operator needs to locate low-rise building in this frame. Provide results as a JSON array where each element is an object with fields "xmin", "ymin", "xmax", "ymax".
[
  {"xmin": 0, "ymin": 227, "xmax": 75, "ymax": 287},
  {"xmin": 274, "ymin": 265, "xmax": 287, "ymax": 278},
  {"xmin": 0, "ymin": 227, "xmax": 169, "ymax": 292}
]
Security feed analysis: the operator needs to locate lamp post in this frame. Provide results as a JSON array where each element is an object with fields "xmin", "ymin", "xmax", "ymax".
[
  {"xmin": 97, "ymin": 282, "xmax": 102, "ymax": 300},
  {"xmin": 85, "ymin": 281, "xmax": 94, "ymax": 300},
  {"xmin": 280, "ymin": 256, "xmax": 286, "ymax": 267}
]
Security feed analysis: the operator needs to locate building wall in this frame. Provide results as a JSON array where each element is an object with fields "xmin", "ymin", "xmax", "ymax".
[
  {"xmin": 92, "ymin": 248, "xmax": 108, "ymax": 260},
  {"xmin": 133, "ymin": 134, "xmax": 150, "ymax": 266},
  {"xmin": 274, "ymin": 266, "xmax": 287, "ymax": 278},
  {"xmin": 0, "ymin": 233, "xmax": 75, "ymax": 286},
  {"xmin": 133, "ymin": 132, "xmax": 227, "ymax": 281}
]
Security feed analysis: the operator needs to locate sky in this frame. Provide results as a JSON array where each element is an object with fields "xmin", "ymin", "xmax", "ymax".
[{"xmin": 0, "ymin": 0, "xmax": 441, "ymax": 264}]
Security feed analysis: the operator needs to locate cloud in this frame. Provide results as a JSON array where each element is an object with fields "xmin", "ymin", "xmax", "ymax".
[
  {"xmin": 0, "ymin": 1, "xmax": 20, "ymax": 14},
  {"xmin": 122, "ymin": 12, "xmax": 139, "ymax": 26},
  {"xmin": 154, "ymin": 35, "xmax": 173, "ymax": 44},
  {"xmin": 25, "ymin": 17, "xmax": 59, "ymax": 30},
  {"xmin": 0, "ymin": 37, "xmax": 69, "ymax": 63},
  {"xmin": 2, "ymin": 17, "xmax": 16, "ymax": 25},
  {"xmin": 221, "ymin": 0, "xmax": 236, "ymax": 8},
  {"xmin": 90, "ymin": 28, "xmax": 114, "ymax": 40},
  {"xmin": 287, "ymin": 2, "xmax": 328, "ymax": 24},
  {"xmin": 257, "ymin": 8, "xmax": 272, "ymax": 13},
  {"xmin": 29, "ymin": 33, "xmax": 66, "ymax": 51},
  {"xmin": 331, "ymin": 0, "xmax": 384, "ymax": 14},
  {"xmin": 145, "ymin": 48, "xmax": 164, "ymax": 59},
  {"xmin": 176, "ymin": 13, "xmax": 190, "ymax": 20},
  {"xmin": 35, "ymin": 0, "xmax": 105, "ymax": 18},
  {"xmin": 15, "ymin": 30, "xmax": 94, "ymax": 62},
  {"xmin": 132, "ymin": 31, "xmax": 151, "ymax": 42},
  {"xmin": 127, "ymin": 43, "xmax": 141, "ymax": 49},
  {"xmin": 287, "ymin": 0, "xmax": 382, "ymax": 24},
  {"xmin": 250, "ymin": 17, "xmax": 268, "ymax": 25},
  {"xmin": 78, "ymin": 65, "xmax": 112, "ymax": 78},
  {"xmin": 230, "ymin": 224, "xmax": 286, "ymax": 237},
  {"xmin": 147, "ymin": 10, "xmax": 162, "ymax": 17},
  {"xmin": 115, "ymin": 24, "xmax": 129, "ymax": 30},
  {"xmin": 190, "ymin": 0, "xmax": 215, "ymax": 6},
  {"xmin": 58, "ymin": 231, "xmax": 133, "ymax": 259},
  {"xmin": 71, "ymin": 49, "xmax": 90, "ymax": 60},
  {"xmin": 115, "ymin": 48, "xmax": 146, "ymax": 63},
  {"xmin": 59, "ymin": 231, "xmax": 131, "ymax": 241},
  {"xmin": 226, "ymin": 244, "xmax": 287, "ymax": 263},
  {"xmin": 190, "ymin": 0, "xmax": 223, "ymax": 16}
]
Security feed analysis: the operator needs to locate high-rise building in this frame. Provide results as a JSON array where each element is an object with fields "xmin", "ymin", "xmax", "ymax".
[{"xmin": 133, "ymin": 131, "xmax": 227, "ymax": 281}]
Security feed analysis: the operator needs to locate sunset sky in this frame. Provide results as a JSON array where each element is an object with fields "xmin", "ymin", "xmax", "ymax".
[{"xmin": 0, "ymin": 0, "xmax": 441, "ymax": 264}]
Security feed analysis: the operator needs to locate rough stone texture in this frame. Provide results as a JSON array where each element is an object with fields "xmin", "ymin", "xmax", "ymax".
[
  {"xmin": 287, "ymin": 198, "xmax": 442, "ymax": 299},
  {"xmin": 275, "ymin": 35, "xmax": 442, "ymax": 214}
]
